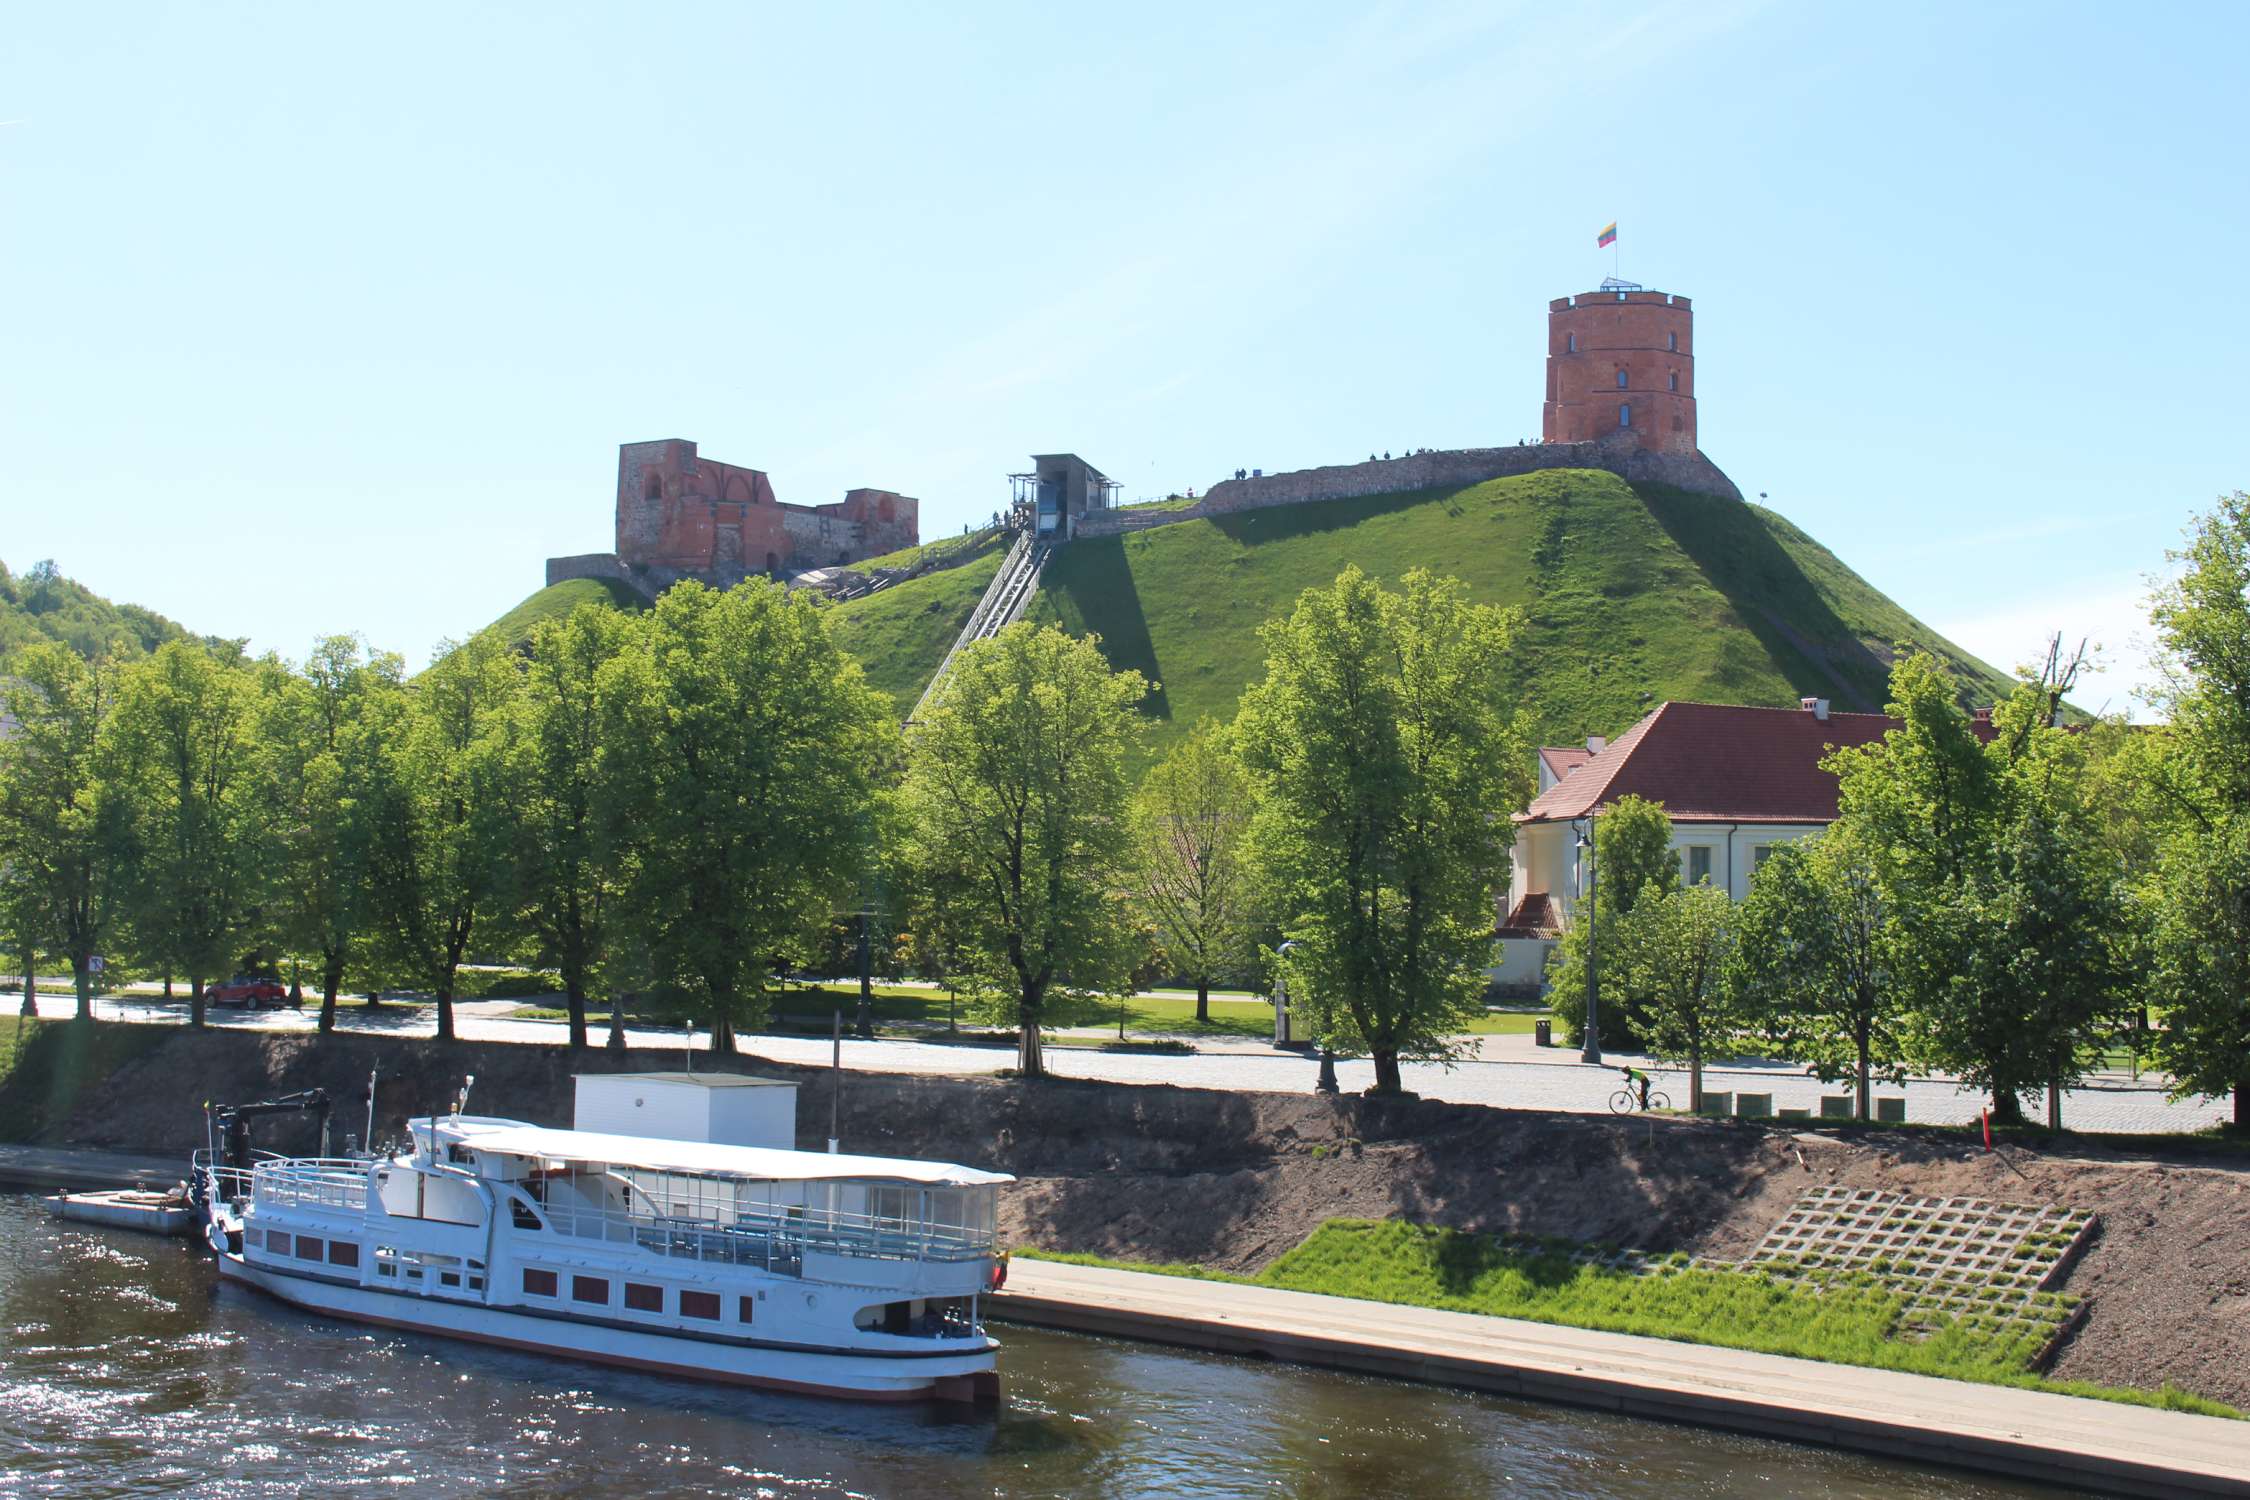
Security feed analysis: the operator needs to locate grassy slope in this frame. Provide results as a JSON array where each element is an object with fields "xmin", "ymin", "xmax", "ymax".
[
  {"xmin": 850, "ymin": 526, "xmax": 1008, "ymax": 575},
  {"xmin": 1021, "ymin": 470, "xmax": 2017, "ymax": 762},
  {"xmin": 1026, "ymin": 1219, "xmax": 2238, "ymax": 1418},
  {"xmin": 485, "ymin": 577, "xmax": 648, "ymax": 646},
  {"xmin": 826, "ymin": 548, "xmax": 1007, "ymax": 717}
]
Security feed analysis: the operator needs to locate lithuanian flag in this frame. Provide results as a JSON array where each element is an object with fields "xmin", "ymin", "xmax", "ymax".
[{"xmin": 1597, "ymin": 221, "xmax": 1618, "ymax": 248}]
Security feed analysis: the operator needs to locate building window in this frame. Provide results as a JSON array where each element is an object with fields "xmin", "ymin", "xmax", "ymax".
[
  {"xmin": 624, "ymin": 1282, "xmax": 664, "ymax": 1314},
  {"xmin": 681, "ymin": 1291, "xmax": 721, "ymax": 1321},
  {"xmin": 329, "ymin": 1241, "xmax": 360, "ymax": 1269},
  {"xmin": 522, "ymin": 1268, "xmax": 558, "ymax": 1297},
  {"xmin": 738, "ymin": 1296, "xmax": 757, "ymax": 1325},
  {"xmin": 1616, "ymin": 369, "xmax": 1628, "ymax": 389},
  {"xmin": 1619, "ymin": 403, "xmax": 1631, "ymax": 428},
  {"xmin": 1668, "ymin": 372, "xmax": 1679, "ymax": 392},
  {"xmin": 1566, "ymin": 332, "xmax": 1577, "ymax": 353},
  {"xmin": 1685, "ymin": 846, "xmax": 1712, "ymax": 886},
  {"xmin": 1668, "ymin": 332, "xmax": 1678, "ymax": 352},
  {"xmin": 1753, "ymin": 845, "xmax": 1779, "ymax": 870},
  {"xmin": 642, "ymin": 471, "xmax": 661, "ymax": 502},
  {"xmin": 572, "ymin": 1275, "xmax": 608, "ymax": 1305}
]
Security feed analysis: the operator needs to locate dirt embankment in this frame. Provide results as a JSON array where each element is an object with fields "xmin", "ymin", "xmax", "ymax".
[{"xmin": 43, "ymin": 1027, "xmax": 2250, "ymax": 1410}]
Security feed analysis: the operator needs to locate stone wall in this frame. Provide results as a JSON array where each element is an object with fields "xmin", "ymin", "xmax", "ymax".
[{"xmin": 1075, "ymin": 437, "xmax": 1742, "ymax": 540}]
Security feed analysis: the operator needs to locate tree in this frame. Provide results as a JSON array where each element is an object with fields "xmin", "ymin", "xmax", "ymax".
[
  {"xmin": 2139, "ymin": 492, "xmax": 2250, "ymax": 1125},
  {"xmin": 0, "ymin": 644, "xmax": 133, "ymax": 1022},
  {"xmin": 904, "ymin": 622, "xmax": 1145, "ymax": 1077},
  {"xmin": 1611, "ymin": 882, "xmax": 1743, "ymax": 1111},
  {"xmin": 600, "ymin": 582, "xmax": 894, "ymax": 1054},
  {"xmin": 256, "ymin": 636, "xmax": 402, "ymax": 1033},
  {"xmin": 509, "ymin": 606, "xmax": 633, "ymax": 1050},
  {"xmin": 1546, "ymin": 793, "xmax": 1677, "ymax": 1049},
  {"xmin": 1130, "ymin": 718, "xmax": 1257, "ymax": 1021},
  {"xmin": 110, "ymin": 641, "xmax": 270, "ymax": 1029},
  {"xmin": 1731, "ymin": 830, "xmax": 1904, "ymax": 1119},
  {"xmin": 1236, "ymin": 567, "xmax": 1531, "ymax": 1095},
  {"xmin": 363, "ymin": 632, "xmax": 520, "ymax": 1043}
]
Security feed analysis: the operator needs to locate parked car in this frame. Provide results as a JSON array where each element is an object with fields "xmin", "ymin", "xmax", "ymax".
[{"xmin": 208, "ymin": 975, "xmax": 293, "ymax": 1010}]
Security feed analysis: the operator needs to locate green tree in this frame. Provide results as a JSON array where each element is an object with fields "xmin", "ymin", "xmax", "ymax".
[
  {"xmin": 1547, "ymin": 793, "xmax": 1678, "ymax": 1049},
  {"xmin": 2139, "ymin": 492, "xmax": 2250, "ymax": 1125},
  {"xmin": 257, "ymin": 636, "xmax": 403, "ymax": 1032},
  {"xmin": 1130, "ymin": 719, "xmax": 1257, "ymax": 1022},
  {"xmin": 363, "ymin": 632, "xmax": 521, "ymax": 1043},
  {"xmin": 903, "ymin": 622, "xmax": 1146, "ymax": 1077},
  {"xmin": 510, "ymin": 606, "xmax": 634, "ymax": 1050},
  {"xmin": 0, "ymin": 644, "xmax": 133, "ymax": 1021},
  {"xmin": 1236, "ymin": 567, "xmax": 1531, "ymax": 1095},
  {"xmin": 600, "ymin": 582, "xmax": 894, "ymax": 1054},
  {"xmin": 1731, "ymin": 831, "xmax": 1903, "ymax": 1119},
  {"xmin": 1611, "ymin": 882, "xmax": 1743, "ymax": 1111},
  {"xmin": 110, "ymin": 641, "xmax": 265, "ymax": 1028}
]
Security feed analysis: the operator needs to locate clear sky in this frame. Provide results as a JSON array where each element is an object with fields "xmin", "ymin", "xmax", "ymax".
[{"xmin": 5, "ymin": 2, "xmax": 2244, "ymax": 713}]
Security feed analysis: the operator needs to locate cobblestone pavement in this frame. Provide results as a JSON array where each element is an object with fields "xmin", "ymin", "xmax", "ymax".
[{"xmin": 40, "ymin": 993, "xmax": 2227, "ymax": 1134}]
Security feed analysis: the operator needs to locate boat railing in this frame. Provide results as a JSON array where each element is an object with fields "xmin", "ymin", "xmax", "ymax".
[
  {"xmin": 537, "ymin": 1200, "xmax": 993, "ymax": 1272},
  {"xmin": 193, "ymin": 1147, "xmax": 286, "ymax": 1206},
  {"xmin": 248, "ymin": 1158, "xmax": 371, "ymax": 1215}
]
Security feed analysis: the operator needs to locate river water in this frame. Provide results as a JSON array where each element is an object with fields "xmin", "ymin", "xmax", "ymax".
[{"xmin": 0, "ymin": 1196, "xmax": 2077, "ymax": 1498}]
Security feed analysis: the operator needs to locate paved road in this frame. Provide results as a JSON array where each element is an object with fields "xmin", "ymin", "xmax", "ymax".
[
  {"xmin": 28, "ymin": 992, "xmax": 2228, "ymax": 1134},
  {"xmin": 994, "ymin": 1259, "xmax": 2250, "ymax": 1498}
]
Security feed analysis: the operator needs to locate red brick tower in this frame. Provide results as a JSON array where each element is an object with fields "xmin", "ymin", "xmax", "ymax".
[{"xmin": 1542, "ymin": 286, "xmax": 1696, "ymax": 455}]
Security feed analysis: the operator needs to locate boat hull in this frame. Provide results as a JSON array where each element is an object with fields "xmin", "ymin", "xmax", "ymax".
[{"xmin": 214, "ymin": 1250, "xmax": 1001, "ymax": 1404}]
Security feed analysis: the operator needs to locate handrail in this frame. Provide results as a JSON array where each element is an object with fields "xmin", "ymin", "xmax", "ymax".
[{"xmin": 533, "ymin": 1196, "xmax": 995, "ymax": 1269}]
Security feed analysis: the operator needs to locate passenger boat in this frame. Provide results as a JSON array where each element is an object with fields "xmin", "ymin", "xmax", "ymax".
[{"xmin": 193, "ymin": 1103, "xmax": 1013, "ymax": 1403}]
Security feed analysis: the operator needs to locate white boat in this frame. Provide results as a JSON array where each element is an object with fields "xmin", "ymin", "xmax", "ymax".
[{"xmin": 193, "ymin": 1107, "xmax": 1014, "ymax": 1404}]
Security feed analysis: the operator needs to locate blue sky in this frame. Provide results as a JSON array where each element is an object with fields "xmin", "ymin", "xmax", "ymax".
[{"xmin": 5, "ymin": 2, "xmax": 2244, "ymax": 714}]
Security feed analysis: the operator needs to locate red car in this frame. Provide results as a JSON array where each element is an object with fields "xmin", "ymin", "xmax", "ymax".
[{"xmin": 208, "ymin": 976, "xmax": 293, "ymax": 1010}]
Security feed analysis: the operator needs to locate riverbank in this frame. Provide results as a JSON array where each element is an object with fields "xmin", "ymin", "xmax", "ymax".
[
  {"xmin": 10, "ymin": 1019, "xmax": 2247, "ymax": 1412},
  {"xmin": 990, "ymin": 1259, "xmax": 2250, "ymax": 1499}
]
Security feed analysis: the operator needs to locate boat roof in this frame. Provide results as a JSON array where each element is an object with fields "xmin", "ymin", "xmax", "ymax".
[{"xmin": 423, "ymin": 1117, "xmax": 1013, "ymax": 1188}]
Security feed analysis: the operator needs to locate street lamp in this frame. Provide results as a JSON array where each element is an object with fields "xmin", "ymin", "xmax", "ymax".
[{"xmin": 1575, "ymin": 822, "xmax": 1602, "ymax": 1065}]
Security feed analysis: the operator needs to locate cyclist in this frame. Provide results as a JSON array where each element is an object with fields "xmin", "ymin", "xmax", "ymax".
[{"xmin": 1618, "ymin": 1064, "xmax": 1652, "ymax": 1111}]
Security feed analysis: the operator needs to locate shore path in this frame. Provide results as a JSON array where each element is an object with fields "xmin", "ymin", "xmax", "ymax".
[
  {"xmin": 992, "ymin": 1258, "xmax": 2250, "ymax": 1498},
  {"xmin": 21, "ymin": 991, "xmax": 2227, "ymax": 1133}
]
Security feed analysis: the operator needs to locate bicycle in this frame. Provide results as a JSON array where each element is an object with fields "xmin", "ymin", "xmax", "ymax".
[{"xmin": 1608, "ymin": 1086, "xmax": 1671, "ymax": 1115}]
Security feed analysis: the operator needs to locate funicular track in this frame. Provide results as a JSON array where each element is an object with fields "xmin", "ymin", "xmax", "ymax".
[{"xmin": 906, "ymin": 531, "xmax": 1051, "ymax": 723}]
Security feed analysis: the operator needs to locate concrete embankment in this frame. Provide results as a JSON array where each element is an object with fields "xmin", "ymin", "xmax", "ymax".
[
  {"xmin": 992, "ymin": 1259, "xmax": 2249, "ymax": 1498},
  {"xmin": 0, "ymin": 1144, "xmax": 183, "ymax": 1192}
]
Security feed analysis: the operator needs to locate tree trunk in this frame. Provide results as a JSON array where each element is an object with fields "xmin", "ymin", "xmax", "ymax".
[
  {"xmin": 1854, "ymin": 1024, "xmax": 1872, "ymax": 1122},
  {"xmin": 709, "ymin": 1009, "xmax": 736, "ymax": 1055},
  {"xmin": 1016, "ymin": 1001, "xmax": 1044, "ymax": 1078},
  {"xmin": 2234, "ymin": 1081, "xmax": 2246, "ymax": 1130},
  {"xmin": 606, "ymin": 994, "xmax": 628, "ymax": 1053},
  {"xmin": 435, "ymin": 977, "xmax": 455, "ymax": 1043},
  {"xmin": 1689, "ymin": 1033, "xmax": 1704, "ymax": 1114},
  {"xmin": 72, "ymin": 956, "xmax": 92, "ymax": 1024},
  {"xmin": 564, "ymin": 975, "xmax": 588, "ymax": 1052},
  {"xmin": 318, "ymin": 949, "xmax": 344, "ymax": 1035},
  {"xmin": 19, "ymin": 948, "xmax": 33, "ymax": 1019},
  {"xmin": 189, "ymin": 975, "xmax": 206, "ymax": 1030},
  {"xmin": 1196, "ymin": 979, "xmax": 1210, "ymax": 1025},
  {"xmin": 1989, "ymin": 1084, "xmax": 2025, "ymax": 1127},
  {"xmin": 2047, "ymin": 1068, "xmax": 2063, "ymax": 1132},
  {"xmin": 1369, "ymin": 1047, "xmax": 1403, "ymax": 1096},
  {"xmin": 163, "ymin": 974, "xmax": 173, "ymax": 1000}
]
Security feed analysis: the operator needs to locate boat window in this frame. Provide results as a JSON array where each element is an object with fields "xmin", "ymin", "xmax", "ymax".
[
  {"xmin": 468, "ymin": 1276, "xmax": 484, "ymax": 1292},
  {"xmin": 266, "ymin": 1229, "xmax": 290, "ymax": 1253},
  {"xmin": 377, "ymin": 1262, "xmax": 396, "ymax": 1278},
  {"xmin": 522, "ymin": 1268, "xmax": 558, "ymax": 1297},
  {"xmin": 510, "ymin": 1197, "xmax": 544, "ymax": 1231},
  {"xmin": 681, "ymin": 1291, "xmax": 720, "ymax": 1320},
  {"xmin": 624, "ymin": 1282, "xmax": 663, "ymax": 1314},
  {"xmin": 737, "ymin": 1296, "xmax": 756, "ymax": 1325},
  {"xmin": 572, "ymin": 1275, "xmax": 608, "ymax": 1305},
  {"xmin": 294, "ymin": 1235, "xmax": 325, "ymax": 1261},
  {"xmin": 439, "ymin": 1272, "xmax": 461, "ymax": 1288},
  {"xmin": 328, "ymin": 1241, "xmax": 360, "ymax": 1269}
]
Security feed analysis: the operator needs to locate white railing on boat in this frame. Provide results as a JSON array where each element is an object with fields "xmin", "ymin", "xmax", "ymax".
[
  {"xmin": 538, "ymin": 1201, "xmax": 993, "ymax": 1273},
  {"xmin": 249, "ymin": 1159, "xmax": 370, "ymax": 1214}
]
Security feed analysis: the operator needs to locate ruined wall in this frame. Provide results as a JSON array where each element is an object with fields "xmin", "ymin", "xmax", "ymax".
[
  {"xmin": 606, "ymin": 439, "xmax": 919, "ymax": 578},
  {"xmin": 1075, "ymin": 437, "xmax": 1742, "ymax": 540}
]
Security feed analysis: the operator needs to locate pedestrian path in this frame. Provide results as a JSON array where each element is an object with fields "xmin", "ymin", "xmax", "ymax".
[{"xmin": 991, "ymin": 1259, "xmax": 2250, "ymax": 1498}]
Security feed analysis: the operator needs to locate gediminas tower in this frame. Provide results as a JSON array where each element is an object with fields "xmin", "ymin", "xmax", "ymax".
[{"xmin": 1542, "ymin": 286, "xmax": 1697, "ymax": 455}]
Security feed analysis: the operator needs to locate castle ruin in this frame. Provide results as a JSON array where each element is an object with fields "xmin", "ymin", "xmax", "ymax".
[{"xmin": 546, "ymin": 439, "xmax": 920, "ymax": 598}]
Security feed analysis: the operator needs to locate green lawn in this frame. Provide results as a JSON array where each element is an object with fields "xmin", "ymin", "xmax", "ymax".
[
  {"xmin": 849, "ymin": 527, "xmax": 1009, "ymax": 575},
  {"xmin": 485, "ymin": 576, "xmax": 647, "ymax": 646},
  {"xmin": 826, "ymin": 549, "xmax": 1009, "ymax": 717},
  {"xmin": 1022, "ymin": 1219, "xmax": 2238, "ymax": 1420}
]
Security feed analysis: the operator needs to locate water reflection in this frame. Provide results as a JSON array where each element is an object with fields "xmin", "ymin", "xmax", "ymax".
[{"xmin": 0, "ymin": 1197, "xmax": 2073, "ymax": 1497}]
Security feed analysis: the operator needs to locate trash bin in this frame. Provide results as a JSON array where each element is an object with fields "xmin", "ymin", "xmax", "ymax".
[{"xmin": 1534, "ymin": 1018, "xmax": 1552, "ymax": 1048}]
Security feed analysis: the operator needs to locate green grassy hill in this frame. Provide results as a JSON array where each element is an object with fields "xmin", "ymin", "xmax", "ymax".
[
  {"xmin": 485, "ymin": 576, "xmax": 649, "ymax": 646},
  {"xmin": 827, "ymin": 546, "xmax": 1008, "ymax": 715},
  {"xmin": 0, "ymin": 560, "xmax": 201, "ymax": 665},
  {"xmin": 1018, "ymin": 469, "xmax": 2014, "ymax": 761}
]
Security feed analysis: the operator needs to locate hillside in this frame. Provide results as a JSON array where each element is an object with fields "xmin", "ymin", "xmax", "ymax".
[
  {"xmin": 1015, "ymin": 469, "xmax": 2014, "ymax": 760},
  {"xmin": 485, "ymin": 576, "xmax": 649, "ymax": 646},
  {"xmin": 0, "ymin": 560, "xmax": 200, "ymax": 665}
]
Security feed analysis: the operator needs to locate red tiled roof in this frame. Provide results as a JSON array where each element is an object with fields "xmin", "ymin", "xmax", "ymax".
[
  {"xmin": 1518, "ymin": 701, "xmax": 1904, "ymax": 826},
  {"xmin": 1538, "ymin": 746, "xmax": 1594, "ymax": 782},
  {"xmin": 1497, "ymin": 892, "xmax": 1561, "ymax": 939}
]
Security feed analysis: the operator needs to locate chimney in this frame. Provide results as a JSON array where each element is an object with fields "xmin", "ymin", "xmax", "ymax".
[
  {"xmin": 1972, "ymin": 707, "xmax": 1994, "ymax": 725},
  {"xmin": 1585, "ymin": 735, "xmax": 1607, "ymax": 754},
  {"xmin": 1799, "ymin": 696, "xmax": 1830, "ymax": 722}
]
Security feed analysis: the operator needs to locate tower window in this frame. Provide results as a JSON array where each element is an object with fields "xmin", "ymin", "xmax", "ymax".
[
  {"xmin": 1566, "ymin": 332, "xmax": 1577, "ymax": 353},
  {"xmin": 1668, "ymin": 332, "xmax": 1678, "ymax": 352},
  {"xmin": 1616, "ymin": 369, "xmax": 1628, "ymax": 389},
  {"xmin": 1619, "ymin": 403, "xmax": 1631, "ymax": 428},
  {"xmin": 643, "ymin": 471, "xmax": 661, "ymax": 502},
  {"xmin": 1668, "ymin": 372, "xmax": 1679, "ymax": 392}
]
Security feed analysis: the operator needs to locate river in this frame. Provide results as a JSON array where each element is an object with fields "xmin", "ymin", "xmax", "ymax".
[{"xmin": 0, "ymin": 1196, "xmax": 2078, "ymax": 1498}]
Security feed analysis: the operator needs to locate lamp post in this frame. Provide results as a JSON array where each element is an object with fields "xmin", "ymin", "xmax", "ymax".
[{"xmin": 1576, "ymin": 822, "xmax": 1602, "ymax": 1065}]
